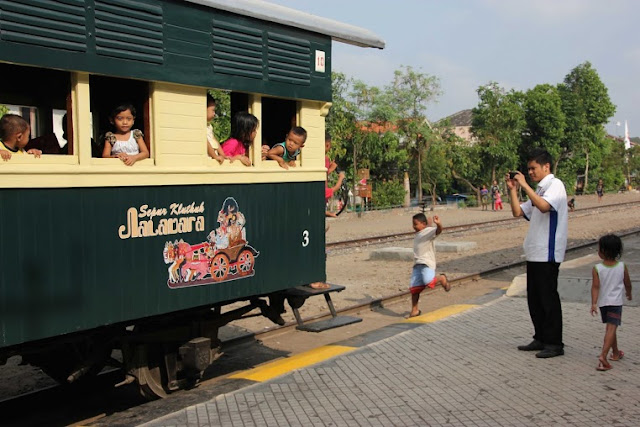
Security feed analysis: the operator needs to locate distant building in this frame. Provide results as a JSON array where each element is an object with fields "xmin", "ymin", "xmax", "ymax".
[{"xmin": 442, "ymin": 109, "xmax": 476, "ymax": 143}]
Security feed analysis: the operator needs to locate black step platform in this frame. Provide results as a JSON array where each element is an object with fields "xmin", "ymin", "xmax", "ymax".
[{"xmin": 282, "ymin": 284, "xmax": 362, "ymax": 332}]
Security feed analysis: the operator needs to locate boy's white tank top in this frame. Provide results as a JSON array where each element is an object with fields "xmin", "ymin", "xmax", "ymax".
[{"xmin": 595, "ymin": 261, "xmax": 626, "ymax": 307}]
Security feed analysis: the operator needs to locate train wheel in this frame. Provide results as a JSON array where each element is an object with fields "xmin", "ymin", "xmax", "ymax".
[
  {"xmin": 210, "ymin": 254, "xmax": 229, "ymax": 281},
  {"xmin": 237, "ymin": 249, "xmax": 254, "ymax": 276},
  {"xmin": 135, "ymin": 344, "xmax": 169, "ymax": 400}
]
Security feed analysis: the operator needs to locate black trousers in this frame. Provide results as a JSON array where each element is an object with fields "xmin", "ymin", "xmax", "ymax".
[{"xmin": 526, "ymin": 261, "xmax": 563, "ymax": 348}]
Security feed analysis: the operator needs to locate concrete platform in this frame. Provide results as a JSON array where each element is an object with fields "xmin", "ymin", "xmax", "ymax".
[
  {"xmin": 146, "ymin": 296, "xmax": 640, "ymax": 426},
  {"xmin": 369, "ymin": 241, "xmax": 477, "ymax": 261},
  {"xmin": 507, "ymin": 234, "xmax": 640, "ymax": 306}
]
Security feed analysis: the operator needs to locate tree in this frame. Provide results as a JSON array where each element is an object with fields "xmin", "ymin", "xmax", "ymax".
[
  {"xmin": 208, "ymin": 89, "xmax": 230, "ymax": 142},
  {"xmin": 522, "ymin": 84, "xmax": 565, "ymax": 172},
  {"xmin": 327, "ymin": 72, "xmax": 409, "ymax": 187},
  {"xmin": 471, "ymin": 82, "xmax": 525, "ymax": 182},
  {"xmin": 558, "ymin": 62, "xmax": 615, "ymax": 189},
  {"xmin": 385, "ymin": 66, "xmax": 441, "ymax": 202}
]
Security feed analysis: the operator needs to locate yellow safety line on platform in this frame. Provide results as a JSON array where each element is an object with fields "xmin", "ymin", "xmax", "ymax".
[
  {"xmin": 229, "ymin": 345, "xmax": 355, "ymax": 382},
  {"xmin": 403, "ymin": 304, "xmax": 478, "ymax": 323}
]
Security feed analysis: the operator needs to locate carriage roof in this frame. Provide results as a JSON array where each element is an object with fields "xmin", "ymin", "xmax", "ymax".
[{"xmin": 184, "ymin": 0, "xmax": 385, "ymax": 49}]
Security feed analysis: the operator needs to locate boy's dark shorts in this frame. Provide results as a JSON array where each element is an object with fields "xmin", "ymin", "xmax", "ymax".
[{"xmin": 600, "ymin": 305, "xmax": 622, "ymax": 325}]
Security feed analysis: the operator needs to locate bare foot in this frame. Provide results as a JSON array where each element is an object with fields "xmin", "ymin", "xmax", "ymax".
[
  {"xmin": 310, "ymin": 282, "xmax": 331, "ymax": 289},
  {"xmin": 441, "ymin": 274, "xmax": 451, "ymax": 292}
]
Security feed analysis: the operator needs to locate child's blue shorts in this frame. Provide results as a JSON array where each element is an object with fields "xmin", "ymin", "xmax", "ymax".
[
  {"xmin": 410, "ymin": 264, "xmax": 436, "ymax": 295},
  {"xmin": 600, "ymin": 305, "xmax": 622, "ymax": 325}
]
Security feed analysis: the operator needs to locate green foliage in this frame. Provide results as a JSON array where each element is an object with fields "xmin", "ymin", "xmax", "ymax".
[
  {"xmin": 522, "ymin": 84, "xmax": 566, "ymax": 168},
  {"xmin": 589, "ymin": 138, "xmax": 626, "ymax": 192},
  {"xmin": 471, "ymin": 82, "xmax": 525, "ymax": 180},
  {"xmin": 558, "ymin": 62, "xmax": 616, "ymax": 187},
  {"xmin": 0, "ymin": 104, "xmax": 8, "ymax": 117},
  {"xmin": 372, "ymin": 180, "xmax": 406, "ymax": 208},
  {"xmin": 385, "ymin": 65, "xmax": 441, "ymax": 200},
  {"xmin": 327, "ymin": 72, "xmax": 410, "ymax": 183},
  {"xmin": 208, "ymin": 89, "xmax": 231, "ymax": 142}
]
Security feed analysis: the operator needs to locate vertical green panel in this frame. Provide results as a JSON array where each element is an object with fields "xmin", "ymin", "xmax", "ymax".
[{"xmin": 0, "ymin": 181, "xmax": 325, "ymax": 348}]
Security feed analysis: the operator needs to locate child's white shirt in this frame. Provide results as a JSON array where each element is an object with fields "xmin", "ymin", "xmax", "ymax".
[
  {"xmin": 207, "ymin": 124, "xmax": 221, "ymax": 150},
  {"xmin": 111, "ymin": 131, "xmax": 140, "ymax": 155},
  {"xmin": 594, "ymin": 261, "xmax": 627, "ymax": 307},
  {"xmin": 413, "ymin": 226, "xmax": 438, "ymax": 269}
]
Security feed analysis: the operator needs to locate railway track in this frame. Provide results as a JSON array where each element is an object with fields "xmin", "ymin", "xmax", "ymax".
[{"xmin": 326, "ymin": 200, "xmax": 640, "ymax": 250}]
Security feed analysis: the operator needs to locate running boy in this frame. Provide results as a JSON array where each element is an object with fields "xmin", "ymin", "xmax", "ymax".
[
  {"xmin": 591, "ymin": 234, "xmax": 633, "ymax": 371},
  {"xmin": 408, "ymin": 213, "xmax": 450, "ymax": 318},
  {"xmin": 0, "ymin": 114, "xmax": 42, "ymax": 160},
  {"xmin": 267, "ymin": 126, "xmax": 306, "ymax": 169}
]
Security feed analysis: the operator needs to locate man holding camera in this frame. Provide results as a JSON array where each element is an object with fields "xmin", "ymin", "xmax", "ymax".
[{"xmin": 507, "ymin": 148, "xmax": 568, "ymax": 359}]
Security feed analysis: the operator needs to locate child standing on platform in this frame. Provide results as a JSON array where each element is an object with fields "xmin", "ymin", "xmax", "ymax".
[
  {"xmin": 221, "ymin": 112, "xmax": 258, "ymax": 167},
  {"xmin": 407, "ymin": 213, "xmax": 450, "ymax": 318},
  {"xmin": 591, "ymin": 234, "xmax": 633, "ymax": 371}
]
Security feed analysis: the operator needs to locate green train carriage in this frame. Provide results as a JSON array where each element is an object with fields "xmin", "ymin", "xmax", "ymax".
[{"xmin": 0, "ymin": 0, "xmax": 384, "ymax": 398}]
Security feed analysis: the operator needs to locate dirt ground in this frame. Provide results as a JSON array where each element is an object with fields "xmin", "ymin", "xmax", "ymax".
[
  {"xmin": 227, "ymin": 191, "xmax": 640, "ymax": 333},
  {"xmin": 2, "ymin": 191, "xmax": 639, "ymax": 400}
]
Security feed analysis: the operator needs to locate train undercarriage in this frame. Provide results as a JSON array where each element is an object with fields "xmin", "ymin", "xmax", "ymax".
[{"xmin": 1, "ymin": 294, "xmax": 305, "ymax": 400}]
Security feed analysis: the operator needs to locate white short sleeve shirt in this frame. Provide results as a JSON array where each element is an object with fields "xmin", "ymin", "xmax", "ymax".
[
  {"xmin": 413, "ymin": 226, "xmax": 438, "ymax": 269},
  {"xmin": 520, "ymin": 174, "xmax": 568, "ymax": 263}
]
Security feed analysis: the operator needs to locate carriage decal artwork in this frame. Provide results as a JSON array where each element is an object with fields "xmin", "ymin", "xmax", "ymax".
[{"xmin": 163, "ymin": 197, "xmax": 259, "ymax": 288}]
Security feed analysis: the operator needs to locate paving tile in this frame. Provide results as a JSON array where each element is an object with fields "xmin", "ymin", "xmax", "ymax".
[{"xmin": 144, "ymin": 297, "xmax": 640, "ymax": 426}]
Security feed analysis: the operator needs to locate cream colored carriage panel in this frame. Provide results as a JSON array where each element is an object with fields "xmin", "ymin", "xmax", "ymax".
[
  {"xmin": 299, "ymin": 100, "xmax": 327, "ymax": 169},
  {"xmin": 152, "ymin": 82, "xmax": 206, "ymax": 167}
]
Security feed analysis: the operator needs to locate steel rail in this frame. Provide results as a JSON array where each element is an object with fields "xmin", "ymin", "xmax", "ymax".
[{"xmin": 326, "ymin": 200, "xmax": 640, "ymax": 250}]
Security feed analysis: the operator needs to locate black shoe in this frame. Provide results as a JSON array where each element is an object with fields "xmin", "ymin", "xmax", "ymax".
[
  {"xmin": 535, "ymin": 348, "xmax": 564, "ymax": 358},
  {"xmin": 517, "ymin": 340, "xmax": 544, "ymax": 351}
]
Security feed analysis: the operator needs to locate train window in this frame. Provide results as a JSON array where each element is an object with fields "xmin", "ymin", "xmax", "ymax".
[
  {"xmin": 230, "ymin": 92, "xmax": 249, "ymax": 119},
  {"xmin": 0, "ymin": 63, "xmax": 73, "ymax": 155},
  {"xmin": 261, "ymin": 97, "xmax": 297, "ymax": 149},
  {"xmin": 89, "ymin": 75, "xmax": 151, "ymax": 158}
]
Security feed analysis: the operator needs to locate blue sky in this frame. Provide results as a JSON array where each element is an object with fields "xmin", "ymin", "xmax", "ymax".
[{"xmin": 265, "ymin": 0, "xmax": 639, "ymax": 137}]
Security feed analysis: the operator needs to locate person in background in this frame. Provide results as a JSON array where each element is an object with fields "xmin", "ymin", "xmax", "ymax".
[
  {"xmin": 596, "ymin": 179, "xmax": 604, "ymax": 203},
  {"xmin": 480, "ymin": 184, "xmax": 489, "ymax": 211},
  {"xmin": 494, "ymin": 189, "xmax": 503, "ymax": 210},
  {"xmin": 0, "ymin": 114, "xmax": 41, "ymax": 160},
  {"xmin": 206, "ymin": 94, "xmax": 226, "ymax": 164},
  {"xmin": 590, "ymin": 234, "xmax": 632, "ymax": 371},
  {"xmin": 508, "ymin": 148, "xmax": 568, "ymax": 359},
  {"xmin": 102, "ymin": 104, "xmax": 149, "ymax": 166},
  {"xmin": 490, "ymin": 180, "xmax": 500, "ymax": 211},
  {"xmin": 221, "ymin": 112, "xmax": 258, "ymax": 167}
]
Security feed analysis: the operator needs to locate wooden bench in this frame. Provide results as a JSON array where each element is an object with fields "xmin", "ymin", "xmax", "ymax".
[{"xmin": 281, "ymin": 283, "xmax": 362, "ymax": 332}]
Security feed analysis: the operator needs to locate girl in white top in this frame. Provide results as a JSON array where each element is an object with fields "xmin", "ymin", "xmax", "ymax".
[
  {"xmin": 591, "ymin": 234, "xmax": 633, "ymax": 371},
  {"xmin": 102, "ymin": 104, "xmax": 150, "ymax": 166}
]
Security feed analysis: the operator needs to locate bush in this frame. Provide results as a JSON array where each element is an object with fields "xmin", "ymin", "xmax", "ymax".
[
  {"xmin": 466, "ymin": 195, "xmax": 477, "ymax": 207},
  {"xmin": 372, "ymin": 180, "xmax": 406, "ymax": 208}
]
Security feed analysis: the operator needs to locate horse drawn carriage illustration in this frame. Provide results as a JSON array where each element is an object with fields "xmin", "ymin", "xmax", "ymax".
[{"xmin": 163, "ymin": 198, "xmax": 259, "ymax": 288}]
